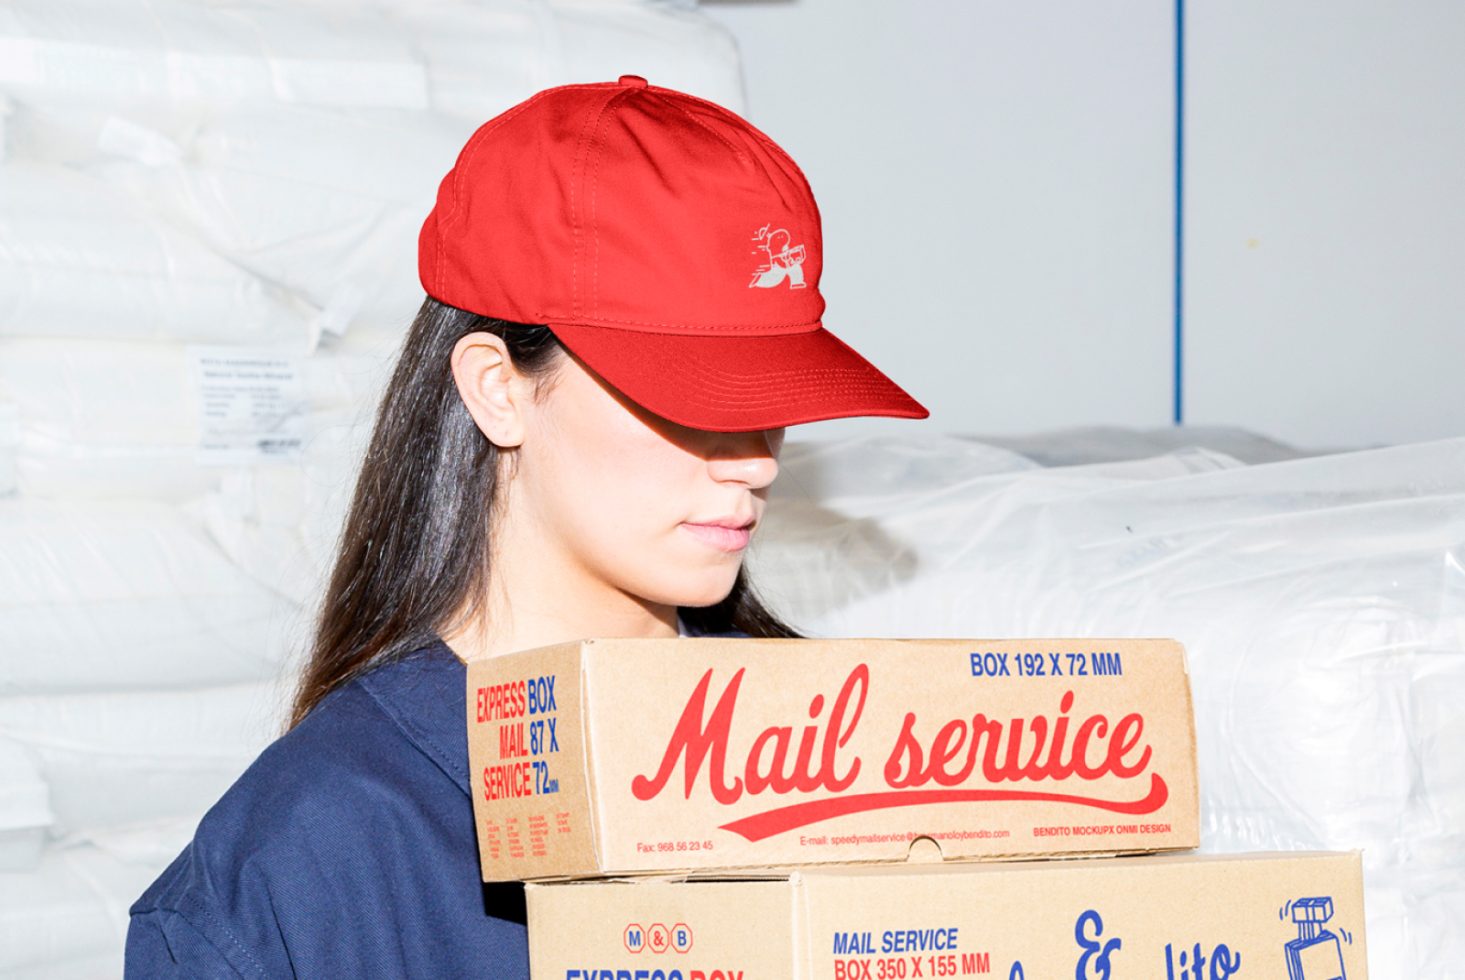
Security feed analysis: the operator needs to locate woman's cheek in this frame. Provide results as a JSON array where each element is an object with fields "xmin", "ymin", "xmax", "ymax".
[{"xmin": 584, "ymin": 471, "xmax": 667, "ymax": 553}]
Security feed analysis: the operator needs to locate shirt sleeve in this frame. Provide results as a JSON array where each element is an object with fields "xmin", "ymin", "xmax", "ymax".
[{"xmin": 125, "ymin": 906, "xmax": 248, "ymax": 979}]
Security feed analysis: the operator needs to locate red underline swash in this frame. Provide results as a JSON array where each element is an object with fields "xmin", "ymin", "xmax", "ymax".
[{"xmin": 717, "ymin": 773, "xmax": 1170, "ymax": 842}]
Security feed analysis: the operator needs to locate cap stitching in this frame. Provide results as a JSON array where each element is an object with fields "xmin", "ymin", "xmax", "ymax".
[
  {"xmin": 549, "ymin": 316, "xmax": 821, "ymax": 330},
  {"xmin": 434, "ymin": 90, "xmax": 557, "ymax": 299},
  {"xmin": 571, "ymin": 93, "xmax": 612, "ymax": 320},
  {"xmin": 683, "ymin": 385, "xmax": 905, "ymax": 402},
  {"xmin": 662, "ymin": 97, "xmax": 749, "ymax": 166},
  {"xmin": 649, "ymin": 87, "xmax": 759, "ymax": 159},
  {"xmin": 654, "ymin": 94, "xmax": 823, "ymax": 277},
  {"xmin": 435, "ymin": 214, "xmax": 444, "ymax": 298},
  {"xmin": 593, "ymin": 95, "xmax": 634, "ymax": 320},
  {"xmin": 662, "ymin": 91, "xmax": 815, "ymax": 206},
  {"xmin": 680, "ymin": 368, "xmax": 900, "ymax": 384},
  {"xmin": 682, "ymin": 386, "xmax": 907, "ymax": 403},
  {"xmin": 658, "ymin": 384, "xmax": 910, "ymax": 407},
  {"xmin": 683, "ymin": 366, "xmax": 886, "ymax": 381},
  {"xmin": 730, "ymin": 121, "xmax": 825, "ymax": 234},
  {"xmin": 442, "ymin": 89, "xmax": 555, "ymax": 231},
  {"xmin": 686, "ymin": 380, "xmax": 905, "ymax": 395}
]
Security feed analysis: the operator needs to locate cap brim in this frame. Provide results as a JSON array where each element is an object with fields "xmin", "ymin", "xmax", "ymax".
[{"xmin": 543, "ymin": 322, "xmax": 930, "ymax": 432}]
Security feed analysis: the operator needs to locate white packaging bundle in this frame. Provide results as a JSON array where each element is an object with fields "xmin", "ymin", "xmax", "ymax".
[
  {"xmin": 548, "ymin": 0, "xmax": 743, "ymax": 109},
  {"xmin": 0, "ymin": 682, "xmax": 281, "ymax": 837},
  {"xmin": 198, "ymin": 420, "xmax": 373, "ymax": 607},
  {"xmin": 0, "ymin": 736, "xmax": 52, "ymax": 872},
  {"xmin": 0, "ymin": 0, "xmax": 429, "ymax": 111},
  {"xmin": 0, "ymin": 337, "xmax": 389, "ymax": 499},
  {"xmin": 0, "ymin": 839, "xmax": 181, "ymax": 976},
  {"xmin": 0, "ymin": 92, "xmax": 12, "ymax": 159},
  {"xmin": 0, "ymin": 498, "xmax": 306, "ymax": 693},
  {"xmin": 0, "ymin": 400, "xmax": 17, "ymax": 496},
  {"xmin": 383, "ymin": 0, "xmax": 746, "ymax": 120},
  {"xmin": 80, "ymin": 105, "xmax": 470, "ymax": 334},
  {"xmin": 0, "ymin": 161, "xmax": 320, "ymax": 346},
  {"xmin": 746, "ymin": 433, "xmax": 1465, "ymax": 977},
  {"xmin": 0, "ymin": 94, "xmax": 194, "ymax": 166}
]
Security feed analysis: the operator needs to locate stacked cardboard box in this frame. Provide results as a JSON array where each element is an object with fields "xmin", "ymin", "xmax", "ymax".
[{"xmin": 467, "ymin": 638, "xmax": 1368, "ymax": 977}]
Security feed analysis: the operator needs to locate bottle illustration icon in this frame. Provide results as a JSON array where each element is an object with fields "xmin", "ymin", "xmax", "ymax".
[{"xmin": 1284, "ymin": 896, "xmax": 1346, "ymax": 980}]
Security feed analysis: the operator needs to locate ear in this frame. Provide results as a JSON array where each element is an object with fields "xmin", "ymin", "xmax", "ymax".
[{"xmin": 450, "ymin": 331, "xmax": 531, "ymax": 448}]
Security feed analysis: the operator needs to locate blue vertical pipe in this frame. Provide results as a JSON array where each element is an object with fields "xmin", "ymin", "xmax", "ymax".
[{"xmin": 1173, "ymin": 0, "xmax": 1185, "ymax": 424}]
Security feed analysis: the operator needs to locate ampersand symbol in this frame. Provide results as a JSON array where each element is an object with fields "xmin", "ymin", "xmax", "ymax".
[{"xmin": 1073, "ymin": 909, "xmax": 1122, "ymax": 980}]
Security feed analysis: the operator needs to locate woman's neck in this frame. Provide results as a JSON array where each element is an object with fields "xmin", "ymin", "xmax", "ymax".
[{"xmin": 438, "ymin": 593, "xmax": 681, "ymax": 663}]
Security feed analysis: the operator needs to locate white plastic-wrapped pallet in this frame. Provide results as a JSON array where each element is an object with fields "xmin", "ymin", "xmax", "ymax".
[{"xmin": 0, "ymin": 0, "xmax": 753, "ymax": 974}]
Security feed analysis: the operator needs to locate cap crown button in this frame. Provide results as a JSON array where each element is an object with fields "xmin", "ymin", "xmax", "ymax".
[{"xmin": 617, "ymin": 74, "xmax": 648, "ymax": 88}]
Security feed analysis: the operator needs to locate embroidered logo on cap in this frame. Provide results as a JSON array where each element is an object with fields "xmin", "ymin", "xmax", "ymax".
[{"xmin": 749, "ymin": 224, "xmax": 807, "ymax": 289}]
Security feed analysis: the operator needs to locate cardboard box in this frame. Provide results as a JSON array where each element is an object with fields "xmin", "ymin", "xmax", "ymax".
[
  {"xmin": 466, "ymin": 637, "xmax": 1199, "ymax": 880},
  {"xmin": 525, "ymin": 850, "xmax": 1368, "ymax": 979}
]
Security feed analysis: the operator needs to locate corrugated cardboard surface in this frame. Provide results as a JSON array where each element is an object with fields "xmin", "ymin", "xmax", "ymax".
[
  {"xmin": 469, "ymin": 637, "xmax": 1199, "ymax": 881},
  {"xmin": 526, "ymin": 851, "xmax": 1368, "ymax": 979},
  {"xmin": 529, "ymin": 877, "xmax": 797, "ymax": 975},
  {"xmin": 469, "ymin": 640, "xmax": 599, "ymax": 875}
]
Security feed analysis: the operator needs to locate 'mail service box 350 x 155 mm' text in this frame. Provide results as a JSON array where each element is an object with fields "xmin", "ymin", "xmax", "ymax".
[
  {"xmin": 466, "ymin": 637, "xmax": 1199, "ymax": 880},
  {"xmin": 524, "ymin": 851, "xmax": 1368, "ymax": 979}
]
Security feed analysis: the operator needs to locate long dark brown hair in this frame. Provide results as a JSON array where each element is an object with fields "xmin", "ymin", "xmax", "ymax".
[{"xmin": 285, "ymin": 295, "xmax": 802, "ymax": 732}]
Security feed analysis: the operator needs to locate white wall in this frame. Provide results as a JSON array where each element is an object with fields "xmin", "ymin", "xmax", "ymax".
[
  {"xmin": 700, "ymin": 0, "xmax": 1465, "ymax": 450},
  {"xmin": 1185, "ymin": 0, "xmax": 1465, "ymax": 449}
]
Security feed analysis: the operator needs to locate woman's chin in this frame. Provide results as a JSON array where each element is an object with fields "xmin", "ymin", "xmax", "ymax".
[{"xmin": 662, "ymin": 565, "xmax": 742, "ymax": 608}]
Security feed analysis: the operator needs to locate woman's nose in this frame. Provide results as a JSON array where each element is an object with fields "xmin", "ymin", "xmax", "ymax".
[{"xmin": 706, "ymin": 428, "xmax": 782, "ymax": 488}]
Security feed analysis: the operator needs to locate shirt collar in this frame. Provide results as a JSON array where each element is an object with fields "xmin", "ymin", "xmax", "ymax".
[
  {"xmin": 356, "ymin": 638, "xmax": 472, "ymax": 793},
  {"xmin": 358, "ymin": 616, "xmax": 733, "ymax": 797}
]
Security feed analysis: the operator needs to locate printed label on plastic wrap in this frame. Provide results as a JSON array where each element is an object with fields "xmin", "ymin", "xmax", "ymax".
[{"xmin": 187, "ymin": 346, "xmax": 306, "ymax": 464}]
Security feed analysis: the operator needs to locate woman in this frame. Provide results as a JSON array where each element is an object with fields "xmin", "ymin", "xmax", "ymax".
[{"xmin": 125, "ymin": 74, "xmax": 927, "ymax": 977}]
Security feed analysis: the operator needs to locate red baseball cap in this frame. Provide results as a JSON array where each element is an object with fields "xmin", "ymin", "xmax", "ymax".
[{"xmin": 419, "ymin": 73, "xmax": 929, "ymax": 432}]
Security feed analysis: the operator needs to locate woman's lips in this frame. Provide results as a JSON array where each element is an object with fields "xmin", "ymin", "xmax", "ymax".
[{"xmin": 680, "ymin": 522, "xmax": 751, "ymax": 552}]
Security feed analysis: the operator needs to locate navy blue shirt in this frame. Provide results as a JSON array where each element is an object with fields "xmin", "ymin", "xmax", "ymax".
[{"xmin": 126, "ymin": 622, "xmax": 741, "ymax": 977}]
